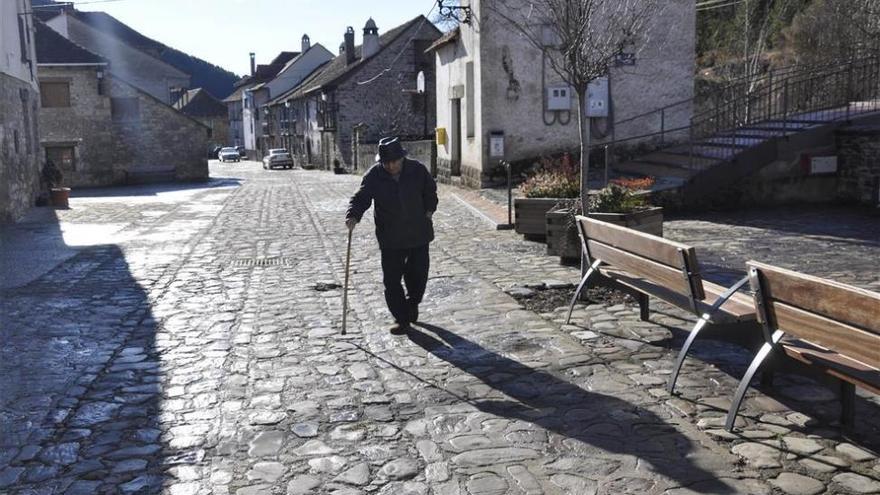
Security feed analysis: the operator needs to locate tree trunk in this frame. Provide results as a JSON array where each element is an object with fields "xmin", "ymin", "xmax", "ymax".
[
  {"xmin": 576, "ymin": 88, "xmax": 591, "ymax": 274},
  {"xmin": 576, "ymin": 88, "xmax": 591, "ymax": 209}
]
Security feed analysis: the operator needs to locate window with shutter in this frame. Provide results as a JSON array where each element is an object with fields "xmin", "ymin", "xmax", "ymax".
[{"xmin": 40, "ymin": 82, "xmax": 71, "ymax": 107}]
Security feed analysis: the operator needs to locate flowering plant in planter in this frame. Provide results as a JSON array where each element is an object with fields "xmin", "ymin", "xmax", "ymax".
[{"xmin": 514, "ymin": 153, "xmax": 580, "ymax": 237}]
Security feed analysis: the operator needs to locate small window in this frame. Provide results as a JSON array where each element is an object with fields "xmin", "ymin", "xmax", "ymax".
[
  {"xmin": 111, "ymin": 97, "xmax": 140, "ymax": 121},
  {"xmin": 40, "ymin": 81, "xmax": 71, "ymax": 107},
  {"xmin": 46, "ymin": 146, "xmax": 76, "ymax": 171}
]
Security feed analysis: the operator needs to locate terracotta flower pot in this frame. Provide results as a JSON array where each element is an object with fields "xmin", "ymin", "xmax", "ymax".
[{"xmin": 50, "ymin": 187, "xmax": 70, "ymax": 209}]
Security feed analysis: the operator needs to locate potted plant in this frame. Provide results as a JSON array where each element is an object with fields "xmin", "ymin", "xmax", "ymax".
[
  {"xmin": 548, "ymin": 176, "xmax": 661, "ymax": 264},
  {"xmin": 43, "ymin": 160, "xmax": 70, "ymax": 209},
  {"xmin": 514, "ymin": 154, "xmax": 579, "ymax": 240}
]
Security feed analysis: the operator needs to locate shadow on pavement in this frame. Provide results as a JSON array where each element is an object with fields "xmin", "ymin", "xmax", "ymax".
[
  {"xmin": 667, "ymin": 204, "xmax": 880, "ymax": 247},
  {"xmin": 405, "ymin": 322, "xmax": 737, "ymax": 492},
  {"xmin": 0, "ymin": 208, "xmax": 166, "ymax": 493},
  {"xmin": 71, "ymin": 177, "xmax": 240, "ymax": 198}
]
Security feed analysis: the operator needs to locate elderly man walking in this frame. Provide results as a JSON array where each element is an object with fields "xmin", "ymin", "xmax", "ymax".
[{"xmin": 346, "ymin": 137, "xmax": 439, "ymax": 335}]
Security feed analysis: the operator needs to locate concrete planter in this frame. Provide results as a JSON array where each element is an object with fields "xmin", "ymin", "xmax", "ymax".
[
  {"xmin": 546, "ymin": 206, "xmax": 664, "ymax": 265},
  {"xmin": 588, "ymin": 206, "xmax": 664, "ymax": 237},
  {"xmin": 546, "ymin": 208, "xmax": 580, "ymax": 263},
  {"xmin": 514, "ymin": 198, "xmax": 566, "ymax": 239}
]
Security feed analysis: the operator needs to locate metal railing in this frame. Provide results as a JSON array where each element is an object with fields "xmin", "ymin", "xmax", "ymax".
[
  {"xmin": 585, "ymin": 55, "xmax": 880, "ymax": 170},
  {"xmin": 690, "ymin": 56, "xmax": 880, "ymax": 152}
]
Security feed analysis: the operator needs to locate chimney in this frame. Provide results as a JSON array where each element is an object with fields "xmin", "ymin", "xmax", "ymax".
[
  {"xmin": 362, "ymin": 18, "xmax": 380, "ymax": 59},
  {"xmin": 249, "ymin": 52, "xmax": 256, "ymax": 76},
  {"xmin": 302, "ymin": 34, "xmax": 311, "ymax": 53},
  {"xmin": 344, "ymin": 26, "xmax": 356, "ymax": 65}
]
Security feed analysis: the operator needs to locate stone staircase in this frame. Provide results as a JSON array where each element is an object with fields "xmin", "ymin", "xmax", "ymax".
[{"xmin": 610, "ymin": 56, "xmax": 880, "ymax": 206}]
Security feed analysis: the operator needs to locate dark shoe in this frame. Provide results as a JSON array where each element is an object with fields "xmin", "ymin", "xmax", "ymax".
[
  {"xmin": 389, "ymin": 322, "xmax": 411, "ymax": 335},
  {"xmin": 409, "ymin": 303, "xmax": 419, "ymax": 324}
]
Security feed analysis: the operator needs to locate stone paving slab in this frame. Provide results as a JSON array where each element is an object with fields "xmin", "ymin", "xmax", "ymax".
[{"xmin": 0, "ymin": 162, "xmax": 878, "ymax": 494}]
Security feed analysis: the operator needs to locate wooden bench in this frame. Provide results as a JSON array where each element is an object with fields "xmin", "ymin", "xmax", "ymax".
[
  {"xmin": 725, "ymin": 261, "xmax": 880, "ymax": 431},
  {"xmin": 565, "ymin": 216, "xmax": 760, "ymax": 393}
]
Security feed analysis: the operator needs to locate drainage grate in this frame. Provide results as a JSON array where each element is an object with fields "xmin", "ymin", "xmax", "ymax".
[{"xmin": 228, "ymin": 257, "xmax": 296, "ymax": 268}]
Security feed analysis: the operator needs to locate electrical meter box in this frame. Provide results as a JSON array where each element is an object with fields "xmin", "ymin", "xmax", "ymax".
[
  {"xmin": 587, "ymin": 77, "xmax": 609, "ymax": 117},
  {"xmin": 489, "ymin": 131, "xmax": 505, "ymax": 158},
  {"xmin": 546, "ymin": 86, "xmax": 571, "ymax": 111},
  {"xmin": 435, "ymin": 127, "xmax": 447, "ymax": 146}
]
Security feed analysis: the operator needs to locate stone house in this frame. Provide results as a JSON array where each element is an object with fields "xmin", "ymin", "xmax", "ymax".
[
  {"xmin": 173, "ymin": 88, "xmax": 229, "ymax": 150},
  {"xmin": 38, "ymin": 6, "xmax": 191, "ymax": 105},
  {"xmin": 428, "ymin": 0, "xmax": 696, "ymax": 187},
  {"xmin": 240, "ymin": 52, "xmax": 300, "ymax": 159},
  {"xmin": 0, "ymin": 0, "xmax": 41, "ymax": 222},
  {"xmin": 284, "ymin": 17, "xmax": 441, "ymax": 170},
  {"xmin": 223, "ymin": 86, "xmax": 246, "ymax": 148},
  {"xmin": 261, "ymin": 37, "xmax": 335, "ymax": 154},
  {"xmin": 35, "ymin": 22, "xmax": 209, "ymax": 187}
]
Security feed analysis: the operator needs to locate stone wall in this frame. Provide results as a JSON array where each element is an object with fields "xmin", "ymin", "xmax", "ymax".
[
  {"xmin": 837, "ymin": 126, "xmax": 880, "ymax": 206},
  {"xmin": 38, "ymin": 68, "xmax": 209, "ymax": 187},
  {"xmin": 108, "ymin": 77, "xmax": 209, "ymax": 182},
  {"xmin": 353, "ymin": 139, "xmax": 436, "ymax": 174},
  {"xmin": 0, "ymin": 72, "xmax": 41, "ymax": 223},
  {"xmin": 39, "ymin": 66, "xmax": 117, "ymax": 186}
]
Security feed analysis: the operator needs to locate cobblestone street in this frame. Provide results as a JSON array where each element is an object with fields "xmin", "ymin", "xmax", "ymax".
[{"xmin": 1, "ymin": 162, "xmax": 879, "ymax": 494}]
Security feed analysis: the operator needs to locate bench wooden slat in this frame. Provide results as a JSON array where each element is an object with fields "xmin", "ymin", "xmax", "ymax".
[
  {"xmin": 750, "ymin": 261, "xmax": 880, "ymax": 334},
  {"xmin": 587, "ymin": 240, "xmax": 695, "ymax": 299},
  {"xmin": 581, "ymin": 216, "xmax": 693, "ymax": 270},
  {"xmin": 601, "ymin": 268, "xmax": 755, "ymax": 323},
  {"xmin": 767, "ymin": 301, "xmax": 880, "ymax": 370},
  {"xmin": 702, "ymin": 280, "xmax": 756, "ymax": 320},
  {"xmin": 782, "ymin": 341, "xmax": 880, "ymax": 395}
]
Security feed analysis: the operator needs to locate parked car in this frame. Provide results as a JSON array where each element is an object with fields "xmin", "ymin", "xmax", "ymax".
[
  {"xmin": 235, "ymin": 146, "xmax": 247, "ymax": 159},
  {"xmin": 211, "ymin": 145, "xmax": 222, "ymax": 158},
  {"xmin": 263, "ymin": 148, "xmax": 295, "ymax": 169},
  {"xmin": 218, "ymin": 147, "xmax": 241, "ymax": 163}
]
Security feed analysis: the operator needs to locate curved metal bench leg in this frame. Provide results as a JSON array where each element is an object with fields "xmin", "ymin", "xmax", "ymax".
[
  {"xmin": 725, "ymin": 332, "xmax": 782, "ymax": 431},
  {"xmin": 565, "ymin": 260, "xmax": 601, "ymax": 325},
  {"xmin": 667, "ymin": 275, "xmax": 750, "ymax": 395},
  {"xmin": 667, "ymin": 315, "xmax": 711, "ymax": 394}
]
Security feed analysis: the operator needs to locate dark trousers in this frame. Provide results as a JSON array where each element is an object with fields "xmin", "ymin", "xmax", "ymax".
[{"xmin": 380, "ymin": 244, "xmax": 430, "ymax": 324}]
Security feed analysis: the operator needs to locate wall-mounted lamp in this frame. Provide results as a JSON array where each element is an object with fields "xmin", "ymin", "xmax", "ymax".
[{"xmin": 96, "ymin": 68, "xmax": 105, "ymax": 95}]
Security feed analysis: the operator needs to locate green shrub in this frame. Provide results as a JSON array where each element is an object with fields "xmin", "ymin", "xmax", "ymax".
[{"xmin": 588, "ymin": 184, "xmax": 648, "ymax": 213}]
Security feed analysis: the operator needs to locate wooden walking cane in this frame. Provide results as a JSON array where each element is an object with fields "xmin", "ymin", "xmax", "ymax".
[{"xmin": 341, "ymin": 228, "xmax": 353, "ymax": 335}]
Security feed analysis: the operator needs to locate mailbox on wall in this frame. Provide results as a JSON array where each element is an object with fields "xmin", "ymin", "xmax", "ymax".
[{"xmin": 489, "ymin": 131, "xmax": 505, "ymax": 158}]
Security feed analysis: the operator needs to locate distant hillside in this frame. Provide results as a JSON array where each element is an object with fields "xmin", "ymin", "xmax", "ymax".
[{"xmin": 32, "ymin": 0, "xmax": 240, "ymax": 99}]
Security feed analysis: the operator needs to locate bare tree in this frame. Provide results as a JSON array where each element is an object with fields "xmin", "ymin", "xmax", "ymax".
[
  {"xmin": 785, "ymin": 0, "xmax": 880, "ymax": 64},
  {"xmin": 487, "ymin": 0, "xmax": 659, "ymax": 203}
]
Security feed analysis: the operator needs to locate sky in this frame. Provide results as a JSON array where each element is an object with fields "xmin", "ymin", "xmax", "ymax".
[{"xmin": 75, "ymin": 0, "xmax": 443, "ymax": 77}]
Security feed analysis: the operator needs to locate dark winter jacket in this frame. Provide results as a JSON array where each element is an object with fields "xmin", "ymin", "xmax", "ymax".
[{"xmin": 346, "ymin": 159, "xmax": 439, "ymax": 250}]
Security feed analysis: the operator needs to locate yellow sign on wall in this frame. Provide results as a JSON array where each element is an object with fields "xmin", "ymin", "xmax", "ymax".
[{"xmin": 435, "ymin": 127, "xmax": 447, "ymax": 145}]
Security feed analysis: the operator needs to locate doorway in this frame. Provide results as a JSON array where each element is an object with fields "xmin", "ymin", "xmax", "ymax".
[{"xmin": 451, "ymin": 98, "xmax": 462, "ymax": 176}]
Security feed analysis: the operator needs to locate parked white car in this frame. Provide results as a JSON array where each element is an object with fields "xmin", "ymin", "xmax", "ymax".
[
  {"xmin": 263, "ymin": 148, "xmax": 295, "ymax": 170},
  {"xmin": 218, "ymin": 147, "xmax": 241, "ymax": 163}
]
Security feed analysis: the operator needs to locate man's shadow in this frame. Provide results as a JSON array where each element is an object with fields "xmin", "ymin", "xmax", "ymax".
[{"xmin": 405, "ymin": 322, "xmax": 736, "ymax": 492}]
